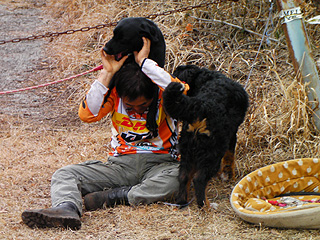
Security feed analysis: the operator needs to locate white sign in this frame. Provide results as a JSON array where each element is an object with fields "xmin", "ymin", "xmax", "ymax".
[{"xmin": 279, "ymin": 7, "xmax": 303, "ymax": 24}]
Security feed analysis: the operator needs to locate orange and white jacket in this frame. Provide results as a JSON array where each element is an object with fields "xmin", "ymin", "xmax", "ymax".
[{"xmin": 78, "ymin": 58, "xmax": 189, "ymax": 158}]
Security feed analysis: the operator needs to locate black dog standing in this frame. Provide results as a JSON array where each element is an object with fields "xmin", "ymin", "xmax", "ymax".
[{"xmin": 163, "ymin": 65, "xmax": 249, "ymax": 208}]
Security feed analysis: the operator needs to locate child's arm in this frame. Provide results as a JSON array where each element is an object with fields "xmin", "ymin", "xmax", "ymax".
[{"xmin": 134, "ymin": 37, "xmax": 189, "ymax": 94}]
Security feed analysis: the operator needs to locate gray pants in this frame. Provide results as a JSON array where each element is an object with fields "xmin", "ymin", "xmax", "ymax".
[{"xmin": 51, "ymin": 153, "xmax": 180, "ymax": 215}]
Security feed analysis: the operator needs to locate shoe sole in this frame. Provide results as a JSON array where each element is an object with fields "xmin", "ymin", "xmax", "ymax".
[{"xmin": 21, "ymin": 210, "xmax": 81, "ymax": 230}]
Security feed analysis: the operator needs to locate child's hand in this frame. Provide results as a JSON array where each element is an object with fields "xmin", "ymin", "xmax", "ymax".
[
  {"xmin": 98, "ymin": 48, "xmax": 128, "ymax": 87},
  {"xmin": 134, "ymin": 37, "xmax": 151, "ymax": 67},
  {"xmin": 101, "ymin": 48, "xmax": 128, "ymax": 75}
]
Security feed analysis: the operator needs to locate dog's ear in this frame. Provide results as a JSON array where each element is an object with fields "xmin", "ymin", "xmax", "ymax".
[{"xmin": 139, "ymin": 21, "xmax": 159, "ymax": 42}]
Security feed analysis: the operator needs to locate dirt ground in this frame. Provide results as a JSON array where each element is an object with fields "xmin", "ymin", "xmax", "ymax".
[
  {"xmin": 1, "ymin": 1, "xmax": 320, "ymax": 239},
  {"xmin": 0, "ymin": 3, "xmax": 45, "ymax": 117},
  {"xmin": 0, "ymin": 1, "xmax": 81, "ymax": 124}
]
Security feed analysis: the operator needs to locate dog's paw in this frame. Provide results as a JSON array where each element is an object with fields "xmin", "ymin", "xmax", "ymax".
[
  {"xmin": 218, "ymin": 151, "xmax": 235, "ymax": 182},
  {"xmin": 218, "ymin": 171, "xmax": 231, "ymax": 182},
  {"xmin": 163, "ymin": 82, "xmax": 188, "ymax": 119},
  {"xmin": 218, "ymin": 167, "xmax": 235, "ymax": 182},
  {"xmin": 165, "ymin": 82, "xmax": 185, "ymax": 95}
]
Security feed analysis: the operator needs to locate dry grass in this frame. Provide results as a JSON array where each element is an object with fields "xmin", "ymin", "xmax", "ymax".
[{"xmin": 2, "ymin": 0, "xmax": 320, "ymax": 239}]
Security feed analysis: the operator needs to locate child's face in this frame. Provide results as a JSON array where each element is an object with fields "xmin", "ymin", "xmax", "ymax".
[{"xmin": 123, "ymin": 96, "xmax": 153, "ymax": 115}]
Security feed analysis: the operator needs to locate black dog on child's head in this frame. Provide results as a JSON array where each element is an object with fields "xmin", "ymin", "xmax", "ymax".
[
  {"xmin": 103, "ymin": 17, "xmax": 166, "ymax": 136},
  {"xmin": 103, "ymin": 17, "xmax": 166, "ymax": 67},
  {"xmin": 163, "ymin": 65, "xmax": 249, "ymax": 208}
]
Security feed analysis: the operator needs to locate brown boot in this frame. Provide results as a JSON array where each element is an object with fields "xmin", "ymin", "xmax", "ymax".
[
  {"xmin": 21, "ymin": 202, "xmax": 81, "ymax": 230},
  {"xmin": 84, "ymin": 186, "xmax": 131, "ymax": 211}
]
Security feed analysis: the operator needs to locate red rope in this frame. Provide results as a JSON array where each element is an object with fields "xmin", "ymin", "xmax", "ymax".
[{"xmin": 0, "ymin": 64, "xmax": 103, "ymax": 95}]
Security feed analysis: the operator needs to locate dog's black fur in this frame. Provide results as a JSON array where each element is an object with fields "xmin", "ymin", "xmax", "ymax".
[
  {"xmin": 163, "ymin": 65, "xmax": 249, "ymax": 208},
  {"xmin": 103, "ymin": 17, "xmax": 166, "ymax": 67}
]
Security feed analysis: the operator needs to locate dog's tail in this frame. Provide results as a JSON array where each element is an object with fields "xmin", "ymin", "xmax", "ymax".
[{"xmin": 233, "ymin": 83, "xmax": 250, "ymax": 116}]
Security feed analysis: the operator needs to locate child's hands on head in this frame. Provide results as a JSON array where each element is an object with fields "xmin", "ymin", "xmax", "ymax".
[{"xmin": 134, "ymin": 37, "xmax": 151, "ymax": 67}]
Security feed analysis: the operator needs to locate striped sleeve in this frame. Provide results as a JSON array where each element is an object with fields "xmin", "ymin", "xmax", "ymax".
[
  {"xmin": 86, "ymin": 80, "xmax": 108, "ymax": 116},
  {"xmin": 78, "ymin": 80, "xmax": 115, "ymax": 122}
]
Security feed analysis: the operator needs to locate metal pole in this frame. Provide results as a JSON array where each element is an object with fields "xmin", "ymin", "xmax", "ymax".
[{"xmin": 277, "ymin": 0, "xmax": 320, "ymax": 131}]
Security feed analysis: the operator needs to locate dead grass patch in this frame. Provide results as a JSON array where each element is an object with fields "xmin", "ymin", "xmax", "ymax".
[{"xmin": 2, "ymin": 0, "xmax": 320, "ymax": 239}]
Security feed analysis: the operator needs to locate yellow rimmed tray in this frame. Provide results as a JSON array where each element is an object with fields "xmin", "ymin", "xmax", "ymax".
[{"xmin": 230, "ymin": 158, "xmax": 320, "ymax": 229}]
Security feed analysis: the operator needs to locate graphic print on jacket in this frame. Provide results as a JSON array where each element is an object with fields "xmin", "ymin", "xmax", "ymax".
[{"xmin": 109, "ymin": 94, "xmax": 179, "ymax": 156}]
